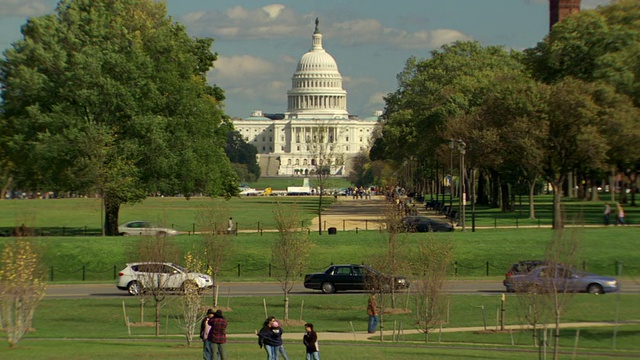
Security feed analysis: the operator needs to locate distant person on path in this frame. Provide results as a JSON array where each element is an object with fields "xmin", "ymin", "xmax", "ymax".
[
  {"xmin": 207, "ymin": 309, "xmax": 228, "ymax": 360},
  {"xmin": 303, "ymin": 323, "xmax": 320, "ymax": 360},
  {"xmin": 616, "ymin": 203, "xmax": 625, "ymax": 225},
  {"xmin": 227, "ymin": 217, "xmax": 234, "ymax": 234},
  {"xmin": 200, "ymin": 309, "xmax": 215, "ymax": 360},
  {"xmin": 604, "ymin": 202, "xmax": 611, "ymax": 225},
  {"xmin": 367, "ymin": 293, "xmax": 378, "ymax": 333}
]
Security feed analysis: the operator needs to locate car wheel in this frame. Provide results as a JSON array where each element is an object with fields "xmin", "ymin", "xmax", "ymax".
[
  {"xmin": 587, "ymin": 284, "xmax": 603, "ymax": 295},
  {"xmin": 381, "ymin": 283, "xmax": 392, "ymax": 293},
  {"xmin": 157, "ymin": 231, "xmax": 167, "ymax": 237},
  {"xmin": 128, "ymin": 281, "xmax": 142, "ymax": 296},
  {"xmin": 321, "ymin": 282, "xmax": 336, "ymax": 294},
  {"xmin": 427, "ymin": 224, "xmax": 433, "ymax": 232}
]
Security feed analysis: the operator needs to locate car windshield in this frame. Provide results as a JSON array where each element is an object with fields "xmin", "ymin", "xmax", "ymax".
[{"xmin": 170, "ymin": 263, "xmax": 188, "ymax": 272}]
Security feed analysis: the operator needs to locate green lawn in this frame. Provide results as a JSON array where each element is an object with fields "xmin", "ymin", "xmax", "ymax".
[
  {"xmin": 1, "ymin": 294, "xmax": 638, "ymax": 359},
  {"xmin": 1, "ymin": 226, "xmax": 638, "ymax": 282},
  {"xmin": 1, "ymin": 194, "xmax": 638, "ymax": 236},
  {"xmin": 1, "ymin": 193, "xmax": 639, "ymax": 359},
  {"xmin": 0, "ymin": 340, "xmax": 591, "ymax": 360}
]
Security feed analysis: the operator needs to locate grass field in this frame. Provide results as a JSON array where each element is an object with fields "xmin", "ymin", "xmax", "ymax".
[
  {"xmin": 0, "ymin": 227, "xmax": 638, "ymax": 282},
  {"xmin": 1, "ymin": 197, "xmax": 639, "ymax": 358},
  {"xmin": 1, "ymin": 294, "xmax": 638, "ymax": 359},
  {"xmin": 1, "ymin": 193, "xmax": 638, "ymax": 236}
]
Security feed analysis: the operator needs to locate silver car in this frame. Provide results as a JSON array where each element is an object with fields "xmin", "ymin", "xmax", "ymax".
[
  {"xmin": 117, "ymin": 262, "xmax": 213, "ymax": 296},
  {"xmin": 118, "ymin": 221, "xmax": 179, "ymax": 236},
  {"xmin": 504, "ymin": 265, "xmax": 619, "ymax": 295}
]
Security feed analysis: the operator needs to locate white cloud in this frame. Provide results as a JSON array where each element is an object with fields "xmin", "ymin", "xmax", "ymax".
[
  {"xmin": 180, "ymin": 4, "xmax": 311, "ymax": 39},
  {"xmin": 0, "ymin": 0, "xmax": 51, "ymax": 18},
  {"xmin": 181, "ymin": 5, "xmax": 470, "ymax": 50},
  {"xmin": 366, "ymin": 92, "xmax": 387, "ymax": 111},
  {"xmin": 208, "ymin": 54, "xmax": 292, "ymax": 114}
]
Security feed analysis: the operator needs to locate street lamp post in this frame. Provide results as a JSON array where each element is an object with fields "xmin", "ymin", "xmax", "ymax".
[
  {"xmin": 457, "ymin": 140, "xmax": 466, "ymax": 232},
  {"xmin": 449, "ymin": 139, "xmax": 454, "ymax": 208}
]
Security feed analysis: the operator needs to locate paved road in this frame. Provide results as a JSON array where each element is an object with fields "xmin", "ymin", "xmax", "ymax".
[{"xmin": 45, "ymin": 279, "xmax": 640, "ymax": 299}]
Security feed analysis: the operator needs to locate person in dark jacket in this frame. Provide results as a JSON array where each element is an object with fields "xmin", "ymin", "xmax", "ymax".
[
  {"xmin": 200, "ymin": 309, "xmax": 214, "ymax": 360},
  {"xmin": 207, "ymin": 310, "xmax": 228, "ymax": 360},
  {"xmin": 271, "ymin": 320, "xmax": 290, "ymax": 360},
  {"xmin": 257, "ymin": 316, "xmax": 282, "ymax": 360},
  {"xmin": 303, "ymin": 323, "xmax": 320, "ymax": 360}
]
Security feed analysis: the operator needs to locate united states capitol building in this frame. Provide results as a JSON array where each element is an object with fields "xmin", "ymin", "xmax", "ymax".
[{"xmin": 231, "ymin": 19, "xmax": 380, "ymax": 177}]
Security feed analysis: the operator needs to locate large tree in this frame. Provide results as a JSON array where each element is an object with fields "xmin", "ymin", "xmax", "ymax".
[
  {"xmin": 0, "ymin": 0, "xmax": 238, "ymax": 235},
  {"xmin": 524, "ymin": 0, "xmax": 640, "ymax": 203},
  {"xmin": 382, "ymin": 42, "xmax": 524, "ymax": 164},
  {"xmin": 381, "ymin": 42, "xmax": 525, "ymax": 206},
  {"xmin": 225, "ymin": 129, "xmax": 260, "ymax": 183}
]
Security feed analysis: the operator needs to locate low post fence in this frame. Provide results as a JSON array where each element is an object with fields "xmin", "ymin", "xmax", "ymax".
[{"xmin": 43, "ymin": 261, "xmax": 629, "ymax": 282}]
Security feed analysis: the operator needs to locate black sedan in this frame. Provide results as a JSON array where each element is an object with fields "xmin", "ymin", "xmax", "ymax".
[
  {"xmin": 401, "ymin": 216, "xmax": 454, "ymax": 232},
  {"xmin": 303, "ymin": 264, "xmax": 409, "ymax": 294}
]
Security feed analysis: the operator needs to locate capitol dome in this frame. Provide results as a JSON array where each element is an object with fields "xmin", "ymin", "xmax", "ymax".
[{"xmin": 285, "ymin": 18, "xmax": 349, "ymax": 119}]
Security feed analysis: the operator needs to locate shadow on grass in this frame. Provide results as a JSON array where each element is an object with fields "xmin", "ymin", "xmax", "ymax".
[{"xmin": 0, "ymin": 226, "xmax": 104, "ymax": 237}]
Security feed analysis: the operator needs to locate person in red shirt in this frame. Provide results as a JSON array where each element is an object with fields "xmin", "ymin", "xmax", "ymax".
[{"xmin": 207, "ymin": 310, "xmax": 228, "ymax": 360}]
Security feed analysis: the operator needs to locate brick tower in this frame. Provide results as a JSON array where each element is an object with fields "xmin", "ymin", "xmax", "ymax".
[{"xmin": 550, "ymin": 0, "xmax": 581, "ymax": 31}]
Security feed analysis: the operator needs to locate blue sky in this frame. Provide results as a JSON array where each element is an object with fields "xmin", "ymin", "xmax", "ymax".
[{"xmin": 1, "ymin": 0, "xmax": 612, "ymax": 118}]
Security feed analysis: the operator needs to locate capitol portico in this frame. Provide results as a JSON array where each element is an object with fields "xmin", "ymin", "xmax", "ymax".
[{"xmin": 232, "ymin": 19, "xmax": 380, "ymax": 177}]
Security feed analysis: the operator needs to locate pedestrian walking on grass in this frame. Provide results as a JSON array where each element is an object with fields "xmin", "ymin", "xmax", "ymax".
[
  {"xmin": 604, "ymin": 203, "xmax": 611, "ymax": 226},
  {"xmin": 227, "ymin": 217, "xmax": 234, "ymax": 234},
  {"xmin": 303, "ymin": 323, "xmax": 320, "ymax": 360},
  {"xmin": 367, "ymin": 293, "xmax": 378, "ymax": 333},
  {"xmin": 616, "ymin": 203, "xmax": 625, "ymax": 225}
]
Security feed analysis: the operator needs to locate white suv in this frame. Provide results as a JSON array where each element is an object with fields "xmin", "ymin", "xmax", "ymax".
[{"xmin": 117, "ymin": 262, "xmax": 213, "ymax": 296}]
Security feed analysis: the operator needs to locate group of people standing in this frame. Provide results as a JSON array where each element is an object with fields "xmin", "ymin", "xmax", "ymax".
[
  {"xmin": 256, "ymin": 316, "xmax": 320, "ymax": 360},
  {"xmin": 603, "ymin": 202, "xmax": 625, "ymax": 225},
  {"xmin": 200, "ymin": 309, "xmax": 228, "ymax": 360},
  {"xmin": 200, "ymin": 310, "xmax": 320, "ymax": 360}
]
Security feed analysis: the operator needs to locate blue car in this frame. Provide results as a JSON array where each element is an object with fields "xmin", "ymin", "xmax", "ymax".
[{"xmin": 503, "ymin": 265, "xmax": 619, "ymax": 295}]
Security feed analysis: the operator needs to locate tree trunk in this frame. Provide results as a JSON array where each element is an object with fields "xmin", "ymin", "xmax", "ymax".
[
  {"xmin": 500, "ymin": 182, "xmax": 511, "ymax": 212},
  {"xmin": 476, "ymin": 170, "xmax": 488, "ymax": 206},
  {"xmin": 104, "ymin": 195, "xmax": 121, "ymax": 236},
  {"xmin": 628, "ymin": 174, "xmax": 637, "ymax": 207},
  {"xmin": 528, "ymin": 180, "xmax": 536, "ymax": 219},
  {"xmin": 318, "ymin": 191, "xmax": 323, "ymax": 235},
  {"xmin": 610, "ymin": 169, "xmax": 616, "ymax": 203},
  {"xmin": 553, "ymin": 310, "xmax": 561, "ymax": 360},
  {"xmin": 490, "ymin": 172, "xmax": 500, "ymax": 208},
  {"xmin": 155, "ymin": 301, "xmax": 161, "ymax": 336},
  {"xmin": 284, "ymin": 294, "xmax": 289, "ymax": 321},
  {"xmin": 589, "ymin": 185, "xmax": 599, "ymax": 201},
  {"xmin": 551, "ymin": 181, "xmax": 564, "ymax": 229}
]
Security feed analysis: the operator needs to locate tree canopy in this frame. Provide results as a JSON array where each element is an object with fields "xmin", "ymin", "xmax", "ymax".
[
  {"xmin": 225, "ymin": 130, "xmax": 260, "ymax": 183},
  {"xmin": 0, "ymin": 0, "xmax": 238, "ymax": 234}
]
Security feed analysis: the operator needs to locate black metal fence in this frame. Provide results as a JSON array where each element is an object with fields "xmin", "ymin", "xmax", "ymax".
[{"xmin": 48, "ymin": 260, "xmax": 633, "ymax": 282}]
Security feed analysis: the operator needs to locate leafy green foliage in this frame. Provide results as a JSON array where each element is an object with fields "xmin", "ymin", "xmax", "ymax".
[
  {"xmin": 0, "ymin": 0, "xmax": 238, "ymax": 234},
  {"xmin": 225, "ymin": 130, "xmax": 260, "ymax": 182}
]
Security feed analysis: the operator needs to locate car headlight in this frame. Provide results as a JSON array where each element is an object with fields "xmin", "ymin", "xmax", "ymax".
[
  {"xmin": 397, "ymin": 278, "xmax": 406, "ymax": 284},
  {"xmin": 605, "ymin": 280, "xmax": 617, "ymax": 287}
]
